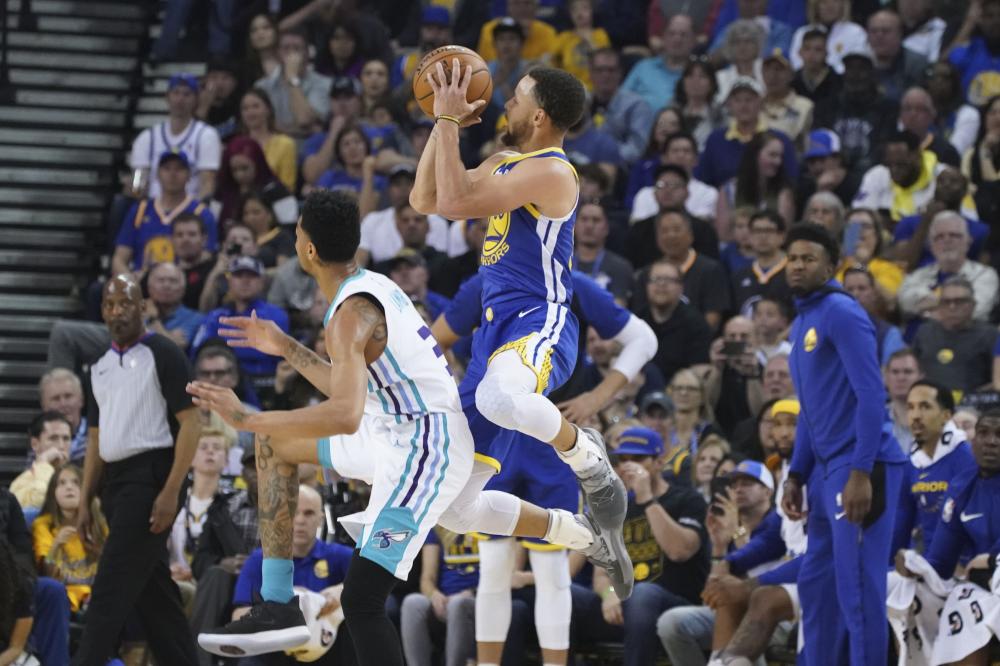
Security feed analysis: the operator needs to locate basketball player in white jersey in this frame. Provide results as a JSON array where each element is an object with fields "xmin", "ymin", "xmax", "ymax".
[{"xmin": 187, "ymin": 191, "xmax": 610, "ymax": 665}]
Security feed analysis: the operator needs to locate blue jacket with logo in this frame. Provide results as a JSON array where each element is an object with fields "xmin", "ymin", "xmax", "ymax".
[
  {"xmin": 788, "ymin": 283, "xmax": 906, "ymax": 479},
  {"xmin": 924, "ymin": 467, "xmax": 1000, "ymax": 579}
]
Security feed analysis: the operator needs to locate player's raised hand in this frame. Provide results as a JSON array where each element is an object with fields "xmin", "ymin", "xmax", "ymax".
[
  {"xmin": 219, "ymin": 310, "xmax": 287, "ymax": 356},
  {"xmin": 427, "ymin": 58, "xmax": 486, "ymax": 125}
]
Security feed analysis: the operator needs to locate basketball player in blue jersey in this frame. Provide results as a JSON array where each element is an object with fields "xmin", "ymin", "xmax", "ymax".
[{"xmin": 412, "ymin": 60, "xmax": 635, "ymax": 604}]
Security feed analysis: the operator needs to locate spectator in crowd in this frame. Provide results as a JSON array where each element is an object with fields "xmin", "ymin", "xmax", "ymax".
[
  {"xmin": 564, "ymin": 107, "xmax": 623, "ymax": 181},
  {"xmin": 38, "ymin": 369, "xmax": 88, "ymax": 463},
  {"xmin": 899, "ymin": 0, "xmax": 947, "ymax": 61},
  {"xmin": 750, "ymin": 353, "xmax": 795, "ymax": 419},
  {"xmin": 240, "ymin": 192, "xmax": 296, "ymax": 274},
  {"xmin": 73, "ymin": 276, "xmax": 201, "ymax": 665},
  {"xmin": 634, "ymin": 209, "xmax": 731, "ymax": 330},
  {"xmin": 196, "ymin": 57, "xmax": 243, "ymax": 140},
  {"xmin": 751, "ymin": 297, "xmax": 793, "ymax": 361},
  {"xmin": 315, "ymin": 18, "xmax": 366, "ymax": 79},
  {"xmin": 576, "ymin": 426, "xmax": 708, "ymax": 666},
  {"xmin": 802, "ymin": 190, "xmax": 847, "ymax": 237},
  {"xmin": 853, "ymin": 130, "xmax": 945, "ymax": 222},
  {"xmin": 267, "ymin": 252, "xmax": 320, "ymax": 333},
  {"xmin": 587, "ymin": 48, "xmax": 654, "ymax": 166},
  {"xmin": 912, "ymin": 277, "xmax": 997, "ymax": 393},
  {"xmin": 892, "ymin": 379, "xmax": 974, "ymax": 558},
  {"xmin": 553, "ymin": 0, "xmax": 611, "ymax": 91},
  {"xmin": 962, "ymin": 95, "xmax": 1000, "ymax": 189},
  {"xmin": 276, "ymin": 0, "xmax": 394, "ymax": 74},
  {"xmin": 358, "ymin": 60, "xmax": 395, "ymax": 121},
  {"xmin": 190, "ymin": 447, "xmax": 260, "ymax": 666},
  {"xmin": 638, "ymin": 391, "xmax": 673, "ymax": 443},
  {"xmin": 730, "ymin": 209, "xmax": 791, "ymax": 317},
  {"xmin": 193, "ymin": 345, "xmax": 260, "ymax": 455},
  {"xmin": 10, "ymin": 412, "xmax": 72, "ymax": 514},
  {"xmin": 216, "ymin": 136, "xmax": 298, "ymax": 229},
  {"xmin": 112, "ymin": 151, "xmax": 219, "ymax": 279},
  {"xmin": 789, "ymin": 0, "xmax": 867, "ymax": 73},
  {"xmin": 229, "ymin": 485, "xmax": 354, "ymax": 664},
  {"xmin": 128, "ymin": 74, "xmax": 222, "ymax": 201},
  {"xmin": 718, "ymin": 131, "xmax": 796, "ymax": 237},
  {"xmin": 892, "ymin": 167, "xmax": 988, "ymax": 270},
  {"xmin": 574, "ymin": 201, "xmax": 634, "ymax": 303},
  {"xmin": 947, "ymin": 0, "xmax": 1000, "ymax": 106},
  {"xmin": 674, "ymin": 58, "xmax": 725, "ymax": 151},
  {"xmin": 760, "ymin": 49, "xmax": 813, "ymax": 148},
  {"xmin": 626, "ymin": 107, "xmax": 684, "ymax": 205},
  {"xmin": 372, "ymin": 203, "xmax": 448, "ymax": 278},
  {"xmin": 689, "ymin": 437, "xmax": 731, "ymax": 502},
  {"xmin": 301, "ymin": 78, "xmax": 364, "ymax": 186},
  {"xmin": 621, "ymin": 14, "xmax": 696, "ymax": 112},
  {"xmin": 630, "ymin": 132, "xmax": 720, "ymax": 225},
  {"xmin": 842, "ymin": 267, "xmax": 906, "ymax": 367},
  {"xmin": 657, "ymin": 460, "xmax": 784, "ymax": 666},
  {"xmin": 476, "ymin": 0, "xmax": 557, "ymax": 62},
  {"xmin": 719, "ymin": 206, "xmax": 756, "ymax": 275},
  {"xmin": 835, "ymin": 209, "xmax": 903, "ymax": 301},
  {"xmin": 314, "ymin": 125, "xmax": 386, "ymax": 218},
  {"xmin": 926, "ymin": 61, "xmax": 981, "ymax": 157},
  {"xmin": 813, "ymin": 44, "xmax": 899, "ymax": 176},
  {"xmin": 147, "ymin": 264, "xmax": 203, "ymax": 352},
  {"xmin": 704, "ymin": 316, "xmax": 759, "ymax": 435},
  {"xmin": 898, "ymin": 211, "xmax": 999, "ymax": 322},
  {"xmin": 436, "ymin": 219, "xmax": 487, "ymax": 299},
  {"xmin": 168, "ymin": 213, "xmax": 217, "ymax": 314},
  {"xmin": 897, "ymin": 87, "xmax": 961, "ymax": 167},
  {"xmin": 791, "ymin": 26, "xmax": 843, "ymax": 106},
  {"xmin": 386, "ymin": 251, "xmax": 450, "ymax": 321},
  {"xmin": 239, "ymin": 88, "xmax": 298, "ymax": 192},
  {"xmin": 487, "ymin": 18, "xmax": 531, "ymax": 114},
  {"xmin": 795, "ymin": 129, "xmax": 862, "ymax": 210},
  {"xmin": 390, "ymin": 7, "xmax": 452, "ymax": 91},
  {"xmin": 192, "ymin": 256, "xmax": 291, "ymax": 383},
  {"xmin": 169, "ymin": 425, "xmax": 234, "ymax": 588},
  {"xmin": 867, "ymin": 9, "xmax": 929, "ymax": 103},
  {"xmin": 400, "ymin": 528, "xmax": 478, "ymax": 666},
  {"xmin": 33, "ymin": 464, "xmax": 107, "ymax": 613},
  {"xmin": 695, "ymin": 77, "xmax": 799, "ymax": 188},
  {"xmin": 714, "ymin": 19, "xmax": 766, "ymax": 103},
  {"xmin": 953, "ymin": 406, "xmax": 980, "ymax": 439},
  {"xmin": 707, "ymin": 0, "xmax": 806, "ymax": 49},
  {"xmin": 199, "ymin": 223, "xmax": 260, "ymax": 312},
  {"xmin": 253, "ymin": 28, "xmax": 332, "ymax": 138},
  {"xmin": 637, "ymin": 259, "xmax": 712, "ymax": 382},
  {"xmin": 662, "ymin": 369, "xmax": 718, "ymax": 479},
  {"xmin": 884, "ymin": 348, "xmax": 924, "ymax": 452},
  {"xmin": 242, "ymin": 14, "xmax": 281, "ymax": 84},
  {"xmin": 710, "ymin": 0, "xmax": 794, "ymax": 59},
  {"xmin": 0, "ymin": 485, "xmax": 70, "ymax": 666}
]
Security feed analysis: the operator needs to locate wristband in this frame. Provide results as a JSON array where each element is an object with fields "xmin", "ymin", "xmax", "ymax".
[
  {"xmin": 435, "ymin": 114, "xmax": 461, "ymax": 126},
  {"xmin": 636, "ymin": 498, "xmax": 655, "ymax": 511},
  {"xmin": 599, "ymin": 586, "xmax": 616, "ymax": 600}
]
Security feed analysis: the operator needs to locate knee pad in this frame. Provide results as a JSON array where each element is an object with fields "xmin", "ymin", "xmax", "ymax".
[
  {"xmin": 475, "ymin": 371, "xmax": 520, "ymax": 431},
  {"xmin": 476, "ymin": 539, "xmax": 517, "ymax": 643},
  {"xmin": 528, "ymin": 550, "xmax": 571, "ymax": 651}
]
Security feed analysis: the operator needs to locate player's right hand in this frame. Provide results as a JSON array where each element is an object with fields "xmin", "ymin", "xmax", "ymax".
[
  {"xmin": 781, "ymin": 477, "xmax": 805, "ymax": 521},
  {"xmin": 219, "ymin": 310, "xmax": 287, "ymax": 356}
]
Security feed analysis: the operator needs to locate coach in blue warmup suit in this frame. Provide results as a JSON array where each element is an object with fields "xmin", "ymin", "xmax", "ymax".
[{"xmin": 780, "ymin": 223, "xmax": 907, "ymax": 666}]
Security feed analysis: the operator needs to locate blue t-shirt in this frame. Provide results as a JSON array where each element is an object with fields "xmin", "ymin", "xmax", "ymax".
[
  {"xmin": 426, "ymin": 528, "xmax": 479, "ymax": 596},
  {"xmin": 315, "ymin": 168, "xmax": 388, "ymax": 194},
  {"xmin": 893, "ymin": 214, "xmax": 988, "ymax": 267},
  {"xmin": 564, "ymin": 127, "xmax": 622, "ymax": 167},
  {"xmin": 719, "ymin": 243, "xmax": 754, "ymax": 276},
  {"xmin": 115, "ymin": 198, "xmax": 219, "ymax": 268},
  {"xmin": 620, "ymin": 57, "xmax": 682, "ymax": 113},
  {"xmin": 949, "ymin": 38, "xmax": 1000, "ymax": 105},
  {"xmin": 164, "ymin": 305, "xmax": 204, "ymax": 346},
  {"xmin": 191, "ymin": 299, "xmax": 290, "ymax": 377},
  {"xmin": 233, "ymin": 540, "xmax": 353, "ymax": 606}
]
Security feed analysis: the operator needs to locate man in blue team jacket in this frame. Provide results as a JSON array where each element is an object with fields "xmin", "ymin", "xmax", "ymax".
[{"xmin": 780, "ymin": 223, "xmax": 907, "ymax": 666}]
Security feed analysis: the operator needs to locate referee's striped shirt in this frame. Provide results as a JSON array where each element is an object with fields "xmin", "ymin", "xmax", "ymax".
[{"xmin": 87, "ymin": 332, "xmax": 194, "ymax": 463}]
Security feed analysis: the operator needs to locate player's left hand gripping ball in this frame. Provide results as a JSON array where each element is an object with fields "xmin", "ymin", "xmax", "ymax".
[{"xmin": 427, "ymin": 58, "xmax": 486, "ymax": 126}]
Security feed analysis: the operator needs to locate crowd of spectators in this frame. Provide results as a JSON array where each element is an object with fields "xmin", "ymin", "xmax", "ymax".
[{"xmin": 4, "ymin": 0, "xmax": 1000, "ymax": 663}]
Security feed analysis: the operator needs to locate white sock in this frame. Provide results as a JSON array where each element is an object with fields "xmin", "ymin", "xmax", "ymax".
[
  {"xmin": 557, "ymin": 427, "xmax": 605, "ymax": 474},
  {"xmin": 543, "ymin": 509, "xmax": 593, "ymax": 549}
]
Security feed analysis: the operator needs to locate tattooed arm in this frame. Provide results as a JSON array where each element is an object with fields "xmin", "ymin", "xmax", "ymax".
[{"xmin": 281, "ymin": 336, "xmax": 333, "ymax": 396}]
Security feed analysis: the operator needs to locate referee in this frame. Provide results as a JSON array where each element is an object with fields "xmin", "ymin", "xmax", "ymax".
[{"xmin": 73, "ymin": 275, "xmax": 201, "ymax": 665}]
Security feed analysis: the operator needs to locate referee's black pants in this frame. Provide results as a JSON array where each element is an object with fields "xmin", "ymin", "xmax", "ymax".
[{"xmin": 73, "ymin": 448, "xmax": 199, "ymax": 665}]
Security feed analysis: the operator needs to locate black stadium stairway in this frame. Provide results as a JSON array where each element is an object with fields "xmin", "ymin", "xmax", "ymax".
[{"xmin": 0, "ymin": 0, "xmax": 153, "ymax": 482}]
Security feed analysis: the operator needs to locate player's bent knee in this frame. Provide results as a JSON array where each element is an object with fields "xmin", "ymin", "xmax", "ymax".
[
  {"xmin": 475, "ymin": 372, "xmax": 519, "ymax": 430},
  {"xmin": 437, "ymin": 505, "xmax": 475, "ymax": 534},
  {"xmin": 748, "ymin": 586, "xmax": 793, "ymax": 623}
]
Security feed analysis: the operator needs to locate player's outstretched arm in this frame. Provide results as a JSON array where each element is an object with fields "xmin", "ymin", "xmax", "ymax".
[{"xmin": 189, "ymin": 296, "xmax": 383, "ymax": 438}]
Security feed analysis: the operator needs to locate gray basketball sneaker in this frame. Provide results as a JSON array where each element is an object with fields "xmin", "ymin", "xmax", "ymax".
[
  {"xmin": 576, "ymin": 513, "xmax": 634, "ymax": 600},
  {"xmin": 575, "ymin": 427, "xmax": 628, "ymax": 531}
]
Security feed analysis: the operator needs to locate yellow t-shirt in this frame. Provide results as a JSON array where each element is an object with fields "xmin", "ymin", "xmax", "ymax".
[
  {"xmin": 264, "ymin": 133, "xmax": 298, "ymax": 192},
  {"xmin": 477, "ymin": 19, "xmax": 557, "ymax": 62},
  {"xmin": 552, "ymin": 28, "xmax": 610, "ymax": 90},
  {"xmin": 33, "ymin": 513, "xmax": 105, "ymax": 611},
  {"xmin": 836, "ymin": 257, "xmax": 904, "ymax": 298}
]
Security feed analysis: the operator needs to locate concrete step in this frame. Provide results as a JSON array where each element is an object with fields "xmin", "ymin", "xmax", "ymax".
[
  {"xmin": 0, "ymin": 106, "xmax": 127, "ymax": 129},
  {"xmin": 0, "ymin": 187, "xmax": 106, "ymax": 209},
  {"xmin": 137, "ymin": 96, "xmax": 169, "ymax": 114},
  {"xmin": 8, "ymin": 29, "xmax": 140, "ymax": 54},
  {"xmin": 143, "ymin": 62, "xmax": 207, "ymax": 78},
  {"xmin": 0, "ymin": 249, "xmax": 90, "ymax": 270},
  {"xmin": 11, "ymin": 68, "xmax": 132, "ymax": 92},
  {"xmin": 7, "ymin": 14, "xmax": 145, "ymax": 36},
  {"xmin": 7, "ymin": 0, "xmax": 146, "ymax": 19},
  {"xmin": 0, "ymin": 145, "xmax": 117, "ymax": 168},
  {"xmin": 0, "ymin": 167, "xmax": 111, "ymax": 188},
  {"xmin": 0, "ymin": 127, "xmax": 124, "ymax": 150},
  {"xmin": 0, "ymin": 208, "xmax": 102, "ymax": 229},
  {"xmin": 0, "ymin": 271, "xmax": 78, "ymax": 291},
  {"xmin": 0, "ymin": 385, "xmax": 39, "ymax": 404},
  {"xmin": 0, "ymin": 360, "xmax": 49, "ymax": 381},
  {"xmin": 0, "ymin": 316, "xmax": 60, "ymax": 336},
  {"xmin": 0, "ymin": 433, "xmax": 27, "ymax": 455},
  {"xmin": 8, "ymin": 50, "xmax": 139, "ymax": 73},
  {"xmin": 16, "ymin": 89, "xmax": 129, "ymax": 111},
  {"xmin": 0, "ymin": 407, "xmax": 36, "ymax": 428},
  {"xmin": 0, "ymin": 294, "xmax": 82, "ymax": 315},
  {"xmin": 0, "ymin": 228, "xmax": 86, "ymax": 248},
  {"xmin": 0, "ymin": 337, "xmax": 49, "ymax": 357}
]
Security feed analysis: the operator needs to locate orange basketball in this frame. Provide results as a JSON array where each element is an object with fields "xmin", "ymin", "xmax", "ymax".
[{"xmin": 412, "ymin": 45, "xmax": 493, "ymax": 119}]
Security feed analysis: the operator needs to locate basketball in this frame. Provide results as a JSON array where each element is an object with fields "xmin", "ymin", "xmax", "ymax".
[{"xmin": 412, "ymin": 45, "xmax": 493, "ymax": 119}]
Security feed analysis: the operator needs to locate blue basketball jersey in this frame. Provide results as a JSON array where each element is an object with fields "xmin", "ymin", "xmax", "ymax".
[{"xmin": 479, "ymin": 147, "xmax": 578, "ymax": 310}]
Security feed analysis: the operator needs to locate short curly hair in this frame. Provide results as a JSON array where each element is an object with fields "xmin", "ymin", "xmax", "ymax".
[
  {"xmin": 300, "ymin": 190, "xmax": 360, "ymax": 263},
  {"xmin": 528, "ymin": 67, "xmax": 586, "ymax": 131}
]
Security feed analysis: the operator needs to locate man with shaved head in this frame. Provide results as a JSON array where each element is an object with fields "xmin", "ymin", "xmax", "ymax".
[
  {"xmin": 897, "ymin": 87, "xmax": 960, "ymax": 166},
  {"xmin": 73, "ymin": 274, "xmax": 202, "ymax": 665}
]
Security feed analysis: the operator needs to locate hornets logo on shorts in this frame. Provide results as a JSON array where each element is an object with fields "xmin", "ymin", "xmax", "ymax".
[{"xmin": 481, "ymin": 211, "xmax": 511, "ymax": 266}]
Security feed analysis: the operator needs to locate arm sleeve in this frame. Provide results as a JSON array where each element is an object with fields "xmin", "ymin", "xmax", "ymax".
[
  {"xmin": 147, "ymin": 334, "xmax": 195, "ymax": 416},
  {"xmin": 610, "ymin": 316, "xmax": 658, "ymax": 382},
  {"xmin": 725, "ymin": 512, "xmax": 787, "ymax": 576},
  {"xmin": 891, "ymin": 464, "xmax": 917, "ymax": 554},
  {"xmin": 829, "ymin": 301, "xmax": 891, "ymax": 473},
  {"xmin": 442, "ymin": 275, "xmax": 484, "ymax": 337}
]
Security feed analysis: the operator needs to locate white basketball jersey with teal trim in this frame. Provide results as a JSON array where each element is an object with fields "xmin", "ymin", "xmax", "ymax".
[{"xmin": 324, "ymin": 269, "xmax": 461, "ymax": 423}]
